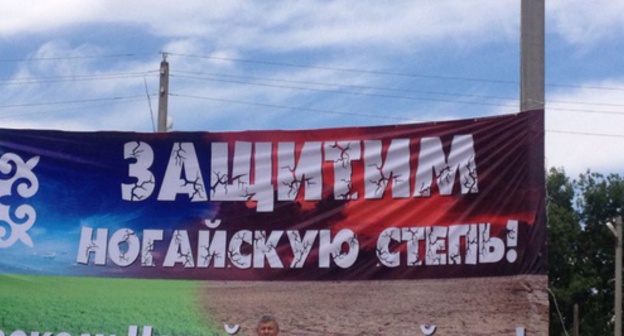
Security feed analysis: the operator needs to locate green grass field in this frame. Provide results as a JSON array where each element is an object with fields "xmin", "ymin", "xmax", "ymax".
[{"xmin": 0, "ymin": 274, "xmax": 220, "ymax": 336}]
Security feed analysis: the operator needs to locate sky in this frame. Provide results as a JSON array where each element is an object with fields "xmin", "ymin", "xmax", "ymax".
[{"xmin": 0, "ymin": 0, "xmax": 623, "ymax": 179}]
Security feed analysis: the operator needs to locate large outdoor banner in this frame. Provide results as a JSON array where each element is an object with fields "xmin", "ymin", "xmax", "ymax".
[{"xmin": 0, "ymin": 110, "xmax": 547, "ymax": 335}]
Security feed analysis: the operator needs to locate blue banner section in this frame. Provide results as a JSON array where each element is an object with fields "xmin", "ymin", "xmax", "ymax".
[{"xmin": 0, "ymin": 110, "xmax": 546, "ymax": 280}]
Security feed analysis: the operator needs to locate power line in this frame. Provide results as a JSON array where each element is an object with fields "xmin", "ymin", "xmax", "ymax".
[
  {"xmin": 4, "ymin": 51, "xmax": 623, "ymax": 93},
  {"xmin": 0, "ymin": 97, "xmax": 147, "ymax": 120},
  {"xmin": 546, "ymin": 129, "xmax": 624, "ymax": 139},
  {"xmin": 0, "ymin": 54, "xmax": 140, "ymax": 62},
  {"xmin": 0, "ymin": 71, "xmax": 158, "ymax": 85},
  {"xmin": 547, "ymin": 82, "xmax": 624, "ymax": 92},
  {"xmin": 545, "ymin": 105, "xmax": 624, "ymax": 116},
  {"xmin": 172, "ymin": 70, "xmax": 518, "ymax": 101},
  {"xmin": 0, "ymin": 95, "xmax": 151, "ymax": 109},
  {"xmin": 169, "ymin": 93, "xmax": 421, "ymax": 122},
  {"xmin": 170, "ymin": 73, "xmax": 519, "ymax": 109},
  {"xmin": 1, "ymin": 52, "xmax": 621, "ymax": 137},
  {"xmin": 170, "ymin": 92, "xmax": 624, "ymax": 138},
  {"xmin": 166, "ymin": 52, "xmax": 624, "ymax": 92},
  {"xmin": 172, "ymin": 71, "xmax": 624, "ymax": 114},
  {"xmin": 165, "ymin": 52, "xmax": 519, "ymax": 85},
  {"xmin": 144, "ymin": 77, "xmax": 156, "ymax": 132},
  {"xmin": 546, "ymin": 288, "xmax": 571, "ymax": 336},
  {"xmin": 4, "ymin": 69, "xmax": 621, "ymax": 115},
  {"xmin": 547, "ymin": 99, "xmax": 624, "ymax": 108}
]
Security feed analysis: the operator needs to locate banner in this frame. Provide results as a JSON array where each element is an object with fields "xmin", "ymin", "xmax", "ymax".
[{"xmin": 0, "ymin": 110, "xmax": 547, "ymax": 335}]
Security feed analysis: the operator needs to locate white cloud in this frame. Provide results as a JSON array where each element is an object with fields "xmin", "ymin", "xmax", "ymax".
[
  {"xmin": 547, "ymin": 0, "xmax": 624, "ymax": 44},
  {"xmin": 254, "ymin": 1, "xmax": 517, "ymax": 50},
  {"xmin": 1, "ymin": 1, "xmax": 518, "ymax": 52},
  {"xmin": 546, "ymin": 79, "xmax": 624, "ymax": 177},
  {"xmin": 0, "ymin": 1, "xmax": 104, "ymax": 35},
  {"xmin": 4, "ymin": 1, "xmax": 623, "ymax": 51},
  {"xmin": 22, "ymin": 40, "xmax": 105, "ymax": 76},
  {"xmin": 0, "ymin": 41, "xmax": 157, "ymax": 131}
]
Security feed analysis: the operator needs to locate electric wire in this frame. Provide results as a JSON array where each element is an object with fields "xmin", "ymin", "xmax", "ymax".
[
  {"xmin": 144, "ymin": 77, "xmax": 156, "ymax": 132},
  {"xmin": 546, "ymin": 130, "xmax": 624, "ymax": 139},
  {"xmin": 544, "ymin": 105, "xmax": 624, "ymax": 116},
  {"xmin": 171, "ymin": 71, "xmax": 517, "ymax": 102},
  {"xmin": 171, "ymin": 72, "xmax": 624, "ymax": 115},
  {"xmin": 0, "ymin": 95, "xmax": 150, "ymax": 109},
  {"xmin": 0, "ymin": 52, "xmax": 622, "ymax": 138},
  {"xmin": 172, "ymin": 70, "xmax": 624, "ymax": 108},
  {"xmin": 169, "ymin": 92, "xmax": 624, "ymax": 138},
  {"xmin": 3, "ymin": 50, "xmax": 621, "ymax": 93},
  {"xmin": 165, "ymin": 52, "xmax": 519, "ymax": 85},
  {"xmin": 0, "ymin": 54, "xmax": 140, "ymax": 62},
  {"xmin": 6, "ymin": 66, "xmax": 619, "ymax": 111},
  {"xmin": 0, "ymin": 71, "xmax": 158, "ymax": 86},
  {"xmin": 546, "ymin": 287, "xmax": 571, "ymax": 336},
  {"xmin": 166, "ymin": 52, "xmax": 624, "ymax": 92},
  {"xmin": 169, "ymin": 93, "xmax": 420, "ymax": 122},
  {"xmin": 0, "ymin": 96, "xmax": 148, "ymax": 120},
  {"xmin": 170, "ymin": 73, "xmax": 519, "ymax": 109},
  {"xmin": 1, "ymin": 60, "xmax": 620, "ymax": 117},
  {"xmin": 4, "ymin": 70, "xmax": 622, "ymax": 116},
  {"xmin": 4, "ymin": 50, "xmax": 622, "ymax": 92}
]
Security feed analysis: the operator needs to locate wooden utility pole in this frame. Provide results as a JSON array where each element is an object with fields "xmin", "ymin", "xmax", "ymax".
[
  {"xmin": 157, "ymin": 53, "xmax": 170, "ymax": 132},
  {"xmin": 607, "ymin": 216, "xmax": 623, "ymax": 336},
  {"xmin": 615, "ymin": 216, "xmax": 623, "ymax": 336},
  {"xmin": 573, "ymin": 304, "xmax": 579, "ymax": 336},
  {"xmin": 520, "ymin": 0, "xmax": 545, "ymax": 112}
]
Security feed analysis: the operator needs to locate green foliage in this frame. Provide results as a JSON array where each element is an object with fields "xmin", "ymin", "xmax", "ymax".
[
  {"xmin": 0, "ymin": 275, "xmax": 220, "ymax": 336},
  {"xmin": 548, "ymin": 168, "xmax": 624, "ymax": 335}
]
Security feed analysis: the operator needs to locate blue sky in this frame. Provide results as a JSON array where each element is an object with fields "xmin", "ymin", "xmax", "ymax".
[{"xmin": 0, "ymin": 1, "xmax": 623, "ymax": 178}]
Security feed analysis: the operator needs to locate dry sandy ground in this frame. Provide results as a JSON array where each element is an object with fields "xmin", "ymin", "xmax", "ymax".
[{"xmin": 199, "ymin": 275, "xmax": 548, "ymax": 336}]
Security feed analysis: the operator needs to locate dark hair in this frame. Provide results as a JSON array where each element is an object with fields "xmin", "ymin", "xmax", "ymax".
[{"xmin": 257, "ymin": 315, "xmax": 279, "ymax": 329}]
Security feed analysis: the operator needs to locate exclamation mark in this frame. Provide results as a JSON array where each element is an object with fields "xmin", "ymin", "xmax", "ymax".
[{"xmin": 506, "ymin": 220, "xmax": 518, "ymax": 263}]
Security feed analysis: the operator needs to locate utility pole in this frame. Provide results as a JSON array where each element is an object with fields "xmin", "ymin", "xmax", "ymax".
[
  {"xmin": 616, "ymin": 216, "xmax": 623, "ymax": 336},
  {"xmin": 573, "ymin": 304, "xmax": 579, "ymax": 336},
  {"xmin": 608, "ymin": 216, "xmax": 623, "ymax": 336},
  {"xmin": 157, "ymin": 53, "xmax": 170, "ymax": 132},
  {"xmin": 520, "ymin": 0, "xmax": 545, "ymax": 112}
]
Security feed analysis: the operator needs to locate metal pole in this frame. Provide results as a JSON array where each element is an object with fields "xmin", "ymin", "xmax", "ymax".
[
  {"xmin": 157, "ymin": 53, "xmax": 170, "ymax": 132},
  {"xmin": 573, "ymin": 304, "xmax": 579, "ymax": 336},
  {"xmin": 520, "ymin": 0, "xmax": 545, "ymax": 112},
  {"xmin": 616, "ymin": 216, "xmax": 623, "ymax": 336}
]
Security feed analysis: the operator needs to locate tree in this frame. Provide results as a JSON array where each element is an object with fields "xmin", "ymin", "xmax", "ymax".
[
  {"xmin": 547, "ymin": 167, "xmax": 581, "ymax": 335},
  {"xmin": 548, "ymin": 168, "xmax": 624, "ymax": 335}
]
